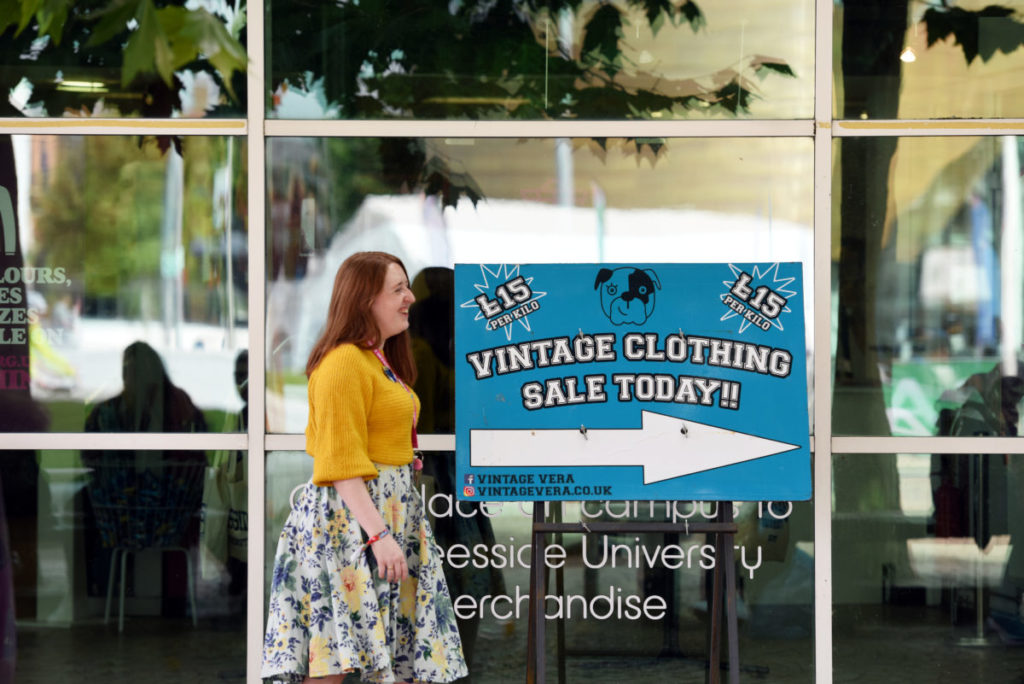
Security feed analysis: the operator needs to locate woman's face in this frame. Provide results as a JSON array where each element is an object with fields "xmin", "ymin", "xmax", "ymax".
[{"xmin": 370, "ymin": 262, "xmax": 415, "ymax": 344}]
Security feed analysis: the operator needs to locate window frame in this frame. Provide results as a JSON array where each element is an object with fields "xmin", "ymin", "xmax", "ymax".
[{"xmin": 5, "ymin": 0, "xmax": 1024, "ymax": 681}]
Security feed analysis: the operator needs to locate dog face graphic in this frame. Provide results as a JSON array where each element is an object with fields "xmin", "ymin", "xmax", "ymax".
[{"xmin": 594, "ymin": 267, "xmax": 661, "ymax": 325}]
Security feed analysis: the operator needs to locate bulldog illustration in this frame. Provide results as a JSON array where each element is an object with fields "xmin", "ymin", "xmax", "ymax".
[{"xmin": 594, "ymin": 266, "xmax": 661, "ymax": 325}]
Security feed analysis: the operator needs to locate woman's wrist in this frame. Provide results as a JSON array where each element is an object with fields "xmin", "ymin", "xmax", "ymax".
[
  {"xmin": 367, "ymin": 528, "xmax": 390, "ymax": 545},
  {"xmin": 350, "ymin": 527, "xmax": 390, "ymax": 562}
]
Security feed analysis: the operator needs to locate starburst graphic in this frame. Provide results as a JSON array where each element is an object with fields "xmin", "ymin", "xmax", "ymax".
[
  {"xmin": 460, "ymin": 264, "xmax": 547, "ymax": 340},
  {"xmin": 719, "ymin": 263, "xmax": 798, "ymax": 334}
]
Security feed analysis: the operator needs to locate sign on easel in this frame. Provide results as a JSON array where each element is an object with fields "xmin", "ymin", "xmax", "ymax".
[{"xmin": 455, "ymin": 262, "xmax": 810, "ymax": 502}]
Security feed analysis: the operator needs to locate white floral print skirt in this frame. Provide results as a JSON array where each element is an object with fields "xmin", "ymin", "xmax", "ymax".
[{"xmin": 262, "ymin": 464, "xmax": 467, "ymax": 683}]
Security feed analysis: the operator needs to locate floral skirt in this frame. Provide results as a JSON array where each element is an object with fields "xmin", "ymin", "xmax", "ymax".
[{"xmin": 262, "ymin": 464, "xmax": 467, "ymax": 683}]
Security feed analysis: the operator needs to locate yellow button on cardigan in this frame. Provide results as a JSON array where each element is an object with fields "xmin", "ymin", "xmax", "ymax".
[{"xmin": 306, "ymin": 344, "xmax": 420, "ymax": 485}]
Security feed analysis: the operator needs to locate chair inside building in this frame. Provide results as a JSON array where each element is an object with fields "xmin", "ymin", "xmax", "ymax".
[{"xmin": 82, "ymin": 451, "xmax": 205, "ymax": 632}]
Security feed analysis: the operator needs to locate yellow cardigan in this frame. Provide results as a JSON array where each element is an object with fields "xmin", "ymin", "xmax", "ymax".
[{"xmin": 306, "ymin": 344, "xmax": 420, "ymax": 485}]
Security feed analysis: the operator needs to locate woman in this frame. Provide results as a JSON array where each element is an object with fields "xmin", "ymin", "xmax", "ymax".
[{"xmin": 263, "ymin": 252, "xmax": 466, "ymax": 684}]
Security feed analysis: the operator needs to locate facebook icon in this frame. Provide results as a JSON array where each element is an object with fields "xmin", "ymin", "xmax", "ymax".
[{"xmin": 464, "ymin": 474, "xmax": 474, "ymax": 485}]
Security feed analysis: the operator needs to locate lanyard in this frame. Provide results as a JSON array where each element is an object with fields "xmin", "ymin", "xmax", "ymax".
[{"xmin": 372, "ymin": 348, "xmax": 419, "ymax": 449}]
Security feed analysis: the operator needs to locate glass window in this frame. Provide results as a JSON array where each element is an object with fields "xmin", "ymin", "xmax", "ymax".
[
  {"xmin": 0, "ymin": 135, "xmax": 248, "ymax": 433},
  {"xmin": 266, "ymin": 136, "xmax": 814, "ymax": 433},
  {"xmin": 5, "ymin": 448, "xmax": 245, "ymax": 678},
  {"xmin": 833, "ymin": 136, "xmax": 1024, "ymax": 436},
  {"xmin": 834, "ymin": 452, "xmax": 1024, "ymax": 678},
  {"xmin": 267, "ymin": 0, "xmax": 814, "ymax": 120},
  {"xmin": 0, "ymin": 4, "xmax": 246, "ymax": 118},
  {"xmin": 266, "ymin": 451, "xmax": 812, "ymax": 681},
  {"xmin": 836, "ymin": 1, "xmax": 1024, "ymax": 120}
]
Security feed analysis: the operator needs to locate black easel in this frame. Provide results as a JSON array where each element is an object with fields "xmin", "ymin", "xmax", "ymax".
[{"xmin": 525, "ymin": 502, "xmax": 741, "ymax": 684}]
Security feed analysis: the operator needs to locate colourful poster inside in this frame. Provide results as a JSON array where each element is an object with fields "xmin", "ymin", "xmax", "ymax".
[{"xmin": 455, "ymin": 263, "xmax": 810, "ymax": 501}]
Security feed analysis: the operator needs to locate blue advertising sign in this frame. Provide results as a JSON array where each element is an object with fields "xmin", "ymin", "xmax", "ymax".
[{"xmin": 454, "ymin": 263, "xmax": 810, "ymax": 502}]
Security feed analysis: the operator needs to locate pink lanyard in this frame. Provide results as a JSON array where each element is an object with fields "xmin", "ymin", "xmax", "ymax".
[{"xmin": 372, "ymin": 348, "xmax": 419, "ymax": 449}]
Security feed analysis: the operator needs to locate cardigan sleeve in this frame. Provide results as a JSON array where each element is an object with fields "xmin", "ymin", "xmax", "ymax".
[{"xmin": 308, "ymin": 347, "xmax": 380, "ymax": 484}]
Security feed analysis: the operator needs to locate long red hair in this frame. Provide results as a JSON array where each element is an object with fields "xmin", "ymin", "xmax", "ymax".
[{"xmin": 306, "ymin": 252, "xmax": 417, "ymax": 384}]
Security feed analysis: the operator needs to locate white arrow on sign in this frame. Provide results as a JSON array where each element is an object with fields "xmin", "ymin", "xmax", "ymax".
[{"xmin": 470, "ymin": 410, "xmax": 799, "ymax": 484}]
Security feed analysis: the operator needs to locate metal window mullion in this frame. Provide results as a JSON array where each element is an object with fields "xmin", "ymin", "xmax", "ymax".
[
  {"xmin": 264, "ymin": 433, "xmax": 455, "ymax": 453},
  {"xmin": 835, "ymin": 119, "xmax": 1024, "ymax": 136},
  {"xmin": 245, "ymin": 0, "xmax": 268, "ymax": 679},
  {"xmin": 814, "ymin": 0, "xmax": 834, "ymax": 679},
  {"xmin": 833, "ymin": 436, "xmax": 1024, "ymax": 454},
  {"xmin": 264, "ymin": 118, "xmax": 814, "ymax": 139},
  {"xmin": 0, "ymin": 118, "xmax": 247, "ymax": 136},
  {"xmin": 0, "ymin": 432, "xmax": 246, "ymax": 451},
  {"xmin": 263, "ymin": 434, "xmax": 305, "ymax": 452},
  {"xmin": 272, "ymin": 432, "xmax": 1024, "ymax": 458}
]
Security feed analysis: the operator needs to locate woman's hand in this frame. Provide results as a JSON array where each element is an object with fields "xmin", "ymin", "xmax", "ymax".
[
  {"xmin": 370, "ymin": 534, "xmax": 408, "ymax": 583},
  {"xmin": 331, "ymin": 478, "xmax": 408, "ymax": 582}
]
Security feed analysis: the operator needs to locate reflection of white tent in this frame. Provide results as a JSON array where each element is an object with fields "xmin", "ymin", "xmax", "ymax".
[
  {"xmin": 907, "ymin": 535, "xmax": 1012, "ymax": 588},
  {"xmin": 448, "ymin": 197, "xmax": 813, "ymax": 266},
  {"xmin": 265, "ymin": 194, "xmax": 814, "ymax": 432},
  {"xmin": 33, "ymin": 318, "xmax": 248, "ymax": 412}
]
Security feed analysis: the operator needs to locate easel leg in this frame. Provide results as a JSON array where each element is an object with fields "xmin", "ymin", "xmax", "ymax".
[
  {"xmin": 527, "ymin": 504, "xmax": 547, "ymax": 684},
  {"xmin": 722, "ymin": 505, "xmax": 740, "ymax": 684},
  {"xmin": 706, "ymin": 520, "xmax": 724, "ymax": 684},
  {"xmin": 554, "ymin": 505, "xmax": 566, "ymax": 684}
]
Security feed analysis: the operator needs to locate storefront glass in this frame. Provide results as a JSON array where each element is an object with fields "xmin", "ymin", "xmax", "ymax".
[
  {"xmin": 265, "ymin": 136, "xmax": 814, "ymax": 434},
  {"xmin": 266, "ymin": 450, "xmax": 813, "ymax": 682},
  {"xmin": 7, "ymin": 0, "xmax": 1024, "ymax": 680},
  {"xmin": 0, "ymin": 135, "xmax": 248, "ymax": 433},
  {"xmin": 833, "ymin": 452, "xmax": 1024, "ymax": 679},
  {"xmin": 833, "ymin": 136, "xmax": 1024, "ymax": 436},
  {"xmin": 2, "ymin": 447, "xmax": 246, "ymax": 680},
  {"xmin": 0, "ymin": 4, "xmax": 246, "ymax": 118},
  {"xmin": 835, "ymin": 1, "xmax": 1024, "ymax": 120},
  {"xmin": 266, "ymin": 0, "xmax": 814, "ymax": 120}
]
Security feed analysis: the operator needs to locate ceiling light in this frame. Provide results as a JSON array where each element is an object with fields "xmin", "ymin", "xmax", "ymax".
[{"xmin": 56, "ymin": 80, "xmax": 108, "ymax": 93}]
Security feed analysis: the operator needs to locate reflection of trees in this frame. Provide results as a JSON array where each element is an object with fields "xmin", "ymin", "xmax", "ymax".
[
  {"xmin": 270, "ymin": 0, "xmax": 797, "ymax": 208},
  {"xmin": 28, "ymin": 136, "xmax": 237, "ymax": 323},
  {"xmin": 0, "ymin": 3, "xmax": 244, "ymax": 628},
  {"xmin": 2, "ymin": 2, "xmax": 248, "ymax": 324},
  {"xmin": 33, "ymin": 138, "xmax": 162, "ymax": 313},
  {"xmin": 266, "ymin": 139, "xmax": 390, "ymax": 280},
  {"xmin": 834, "ymin": 1, "xmax": 1024, "ymax": 511},
  {"xmin": 1, "ymin": 0, "xmax": 246, "ymax": 121},
  {"xmin": 272, "ymin": 0, "xmax": 794, "ymax": 120},
  {"xmin": 833, "ymin": 0, "xmax": 909, "ymax": 512}
]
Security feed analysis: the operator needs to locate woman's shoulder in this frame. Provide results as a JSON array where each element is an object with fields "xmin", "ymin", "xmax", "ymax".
[
  {"xmin": 315, "ymin": 343, "xmax": 373, "ymax": 375},
  {"xmin": 310, "ymin": 344, "xmax": 377, "ymax": 399}
]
